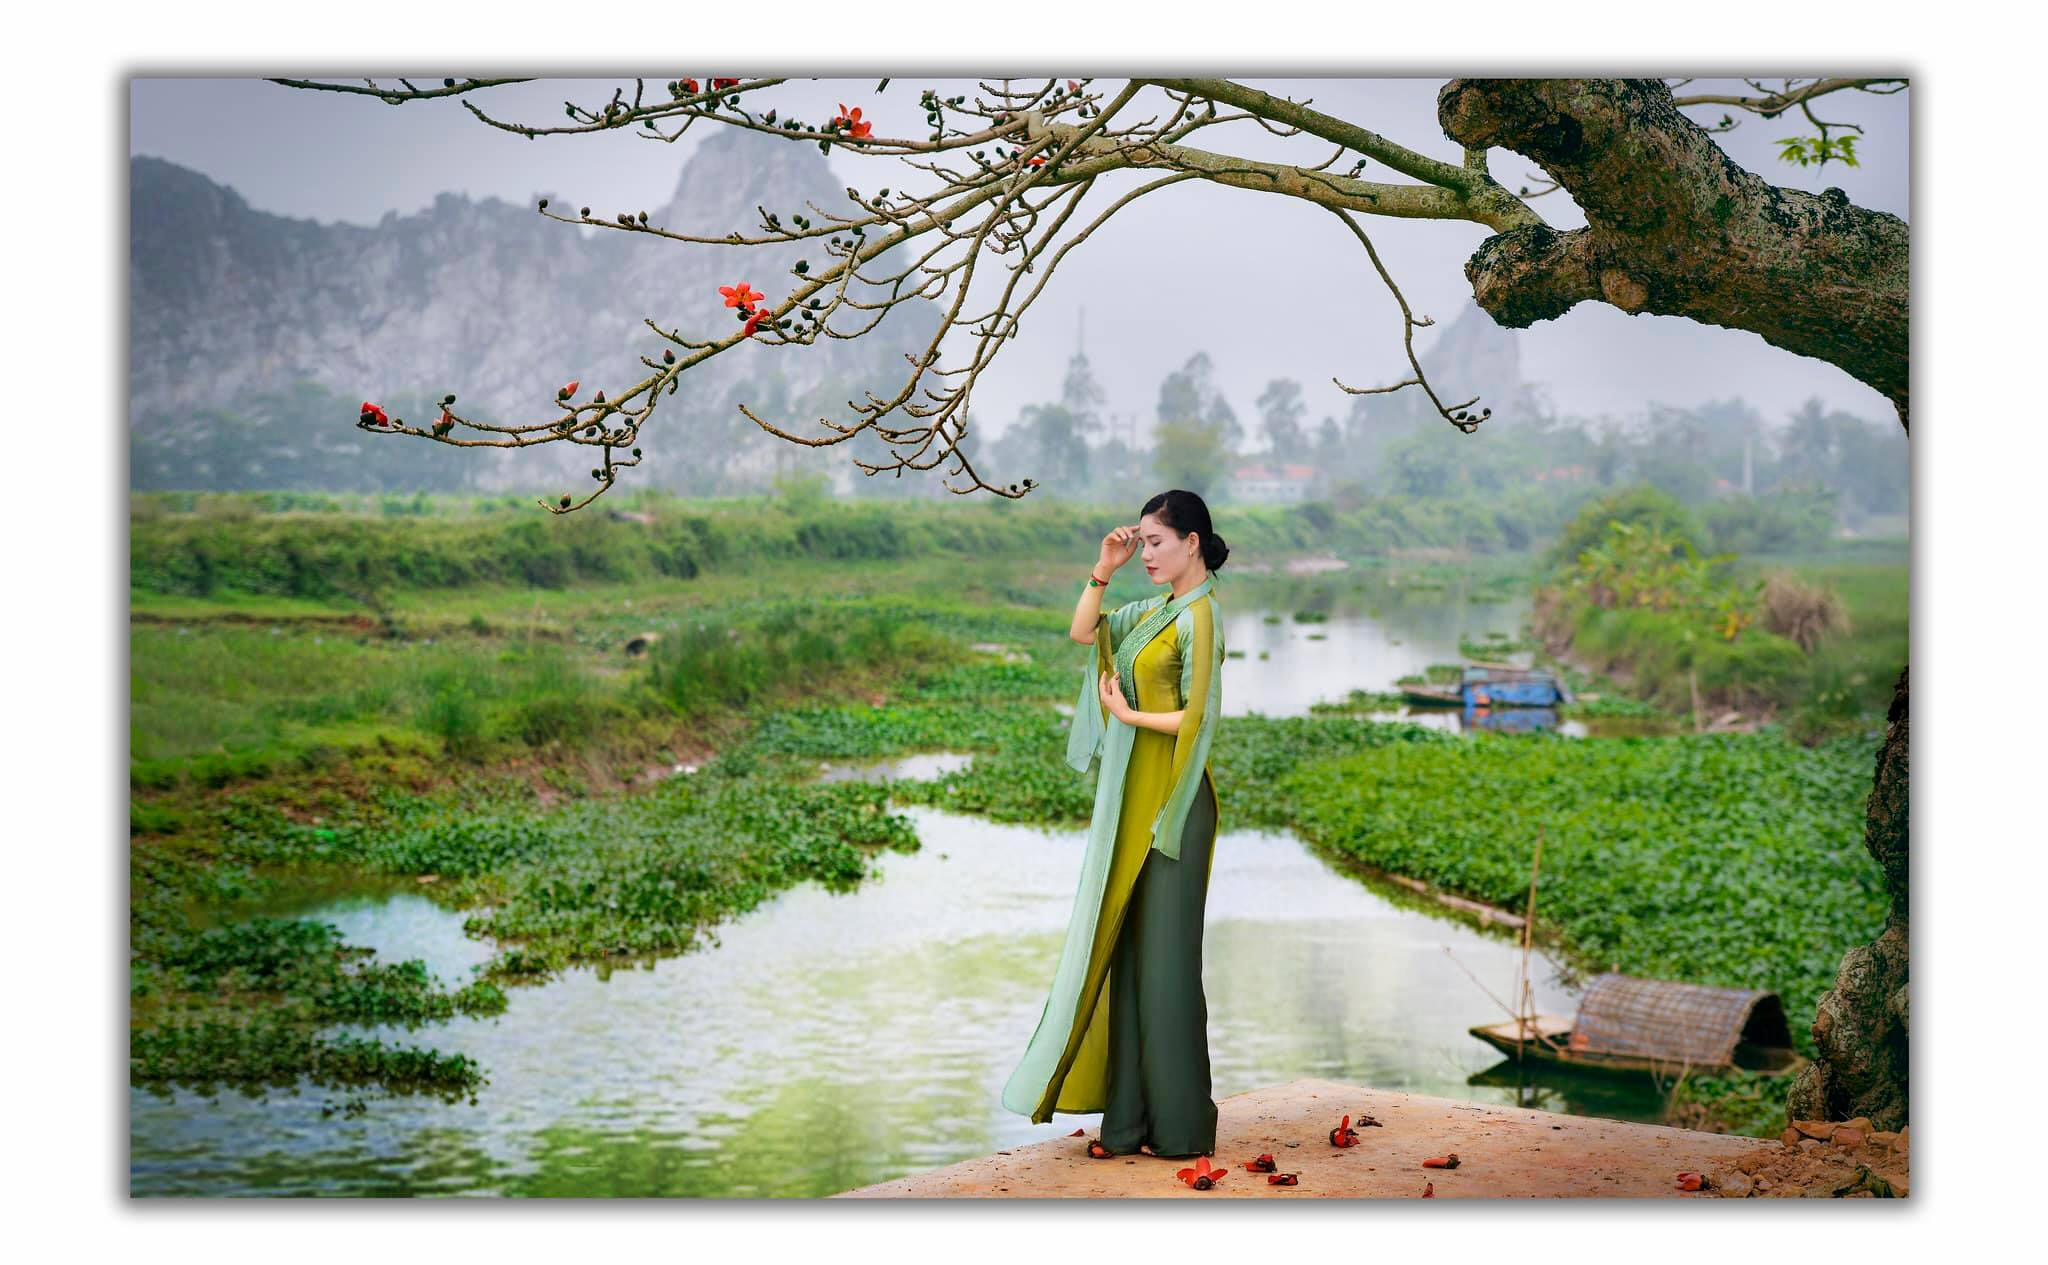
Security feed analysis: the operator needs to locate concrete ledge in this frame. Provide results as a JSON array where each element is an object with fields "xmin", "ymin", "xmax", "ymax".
[{"xmin": 833, "ymin": 1078, "xmax": 1775, "ymax": 1198}]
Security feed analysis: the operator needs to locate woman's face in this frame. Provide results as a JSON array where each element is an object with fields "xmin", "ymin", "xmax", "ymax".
[{"xmin": 1138, "ymin": 511, "xmax": 1201, "ymax": 588}]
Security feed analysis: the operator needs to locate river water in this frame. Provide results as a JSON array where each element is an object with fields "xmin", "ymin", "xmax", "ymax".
[{"xmin": 130, "ymin": 583, "xmax": 1666, "ymax": 1197}]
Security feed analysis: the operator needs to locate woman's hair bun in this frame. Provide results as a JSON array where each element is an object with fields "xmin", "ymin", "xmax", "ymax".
[{"xmin": 1201, "ymin": 531, "xmax": 1229, "ymax": 572}]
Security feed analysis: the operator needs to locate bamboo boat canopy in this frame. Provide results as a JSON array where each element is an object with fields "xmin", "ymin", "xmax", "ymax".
[{"xmin": 1573, "ymin": 973, "xmax": 1792, "ymax": 1066}]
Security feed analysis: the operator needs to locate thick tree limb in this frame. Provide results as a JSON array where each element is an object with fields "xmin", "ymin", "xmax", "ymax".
[{"xmin": 1438, "ymin": 78, "xmax": 1909, "ymax": 428}]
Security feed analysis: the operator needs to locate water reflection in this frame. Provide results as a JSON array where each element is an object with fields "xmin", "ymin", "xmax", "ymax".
[
  {"xmin": 813, "ymin": 752, "xmax": 975, "ymax": 784},
  {"xmin": 1466, "ymin": 1059, "xmax": 1678, "ymax": 1123},
  {"xmin": 1219, "ymin": 593, "xmax": 1532, "ymax": 720}
]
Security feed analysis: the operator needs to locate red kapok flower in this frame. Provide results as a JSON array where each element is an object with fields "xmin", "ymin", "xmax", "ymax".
[
  {"xmin": 1244, "ymin": 1154, "xmax": 1277, "ymax": 1173},
  {"xmin": 680, "ymin": 78, "xmax": 699, "ymax": 94},
  {"xmin": 1329, "ymin": 1114, "xmax": 1359, "ymax": 1147},
  {"xmin": 1068, "ymin": 1128, "xmax": 1085, "ymax": 1137},
  {"xmin": 1174, "ymin": 1156, "xmax": 1229, "ymax": 1189},
  {"xmin": 359, "ymin": 401, "xmax": 389, "ymax": 427},
  {"xmin": 712, "ymin": 78, "xmax": 739, "ymax": 91},
  {"xmin": 1067, "ymin": 80, "xmax": 1081, "ymax": 93},
  {"xmin": 742, "ymin": 306, "xmax": 776, "ymax": 337},
  {"xmin": 834, "ymin": 103, "xmax": 873, "ymax": 140},
  {"xmin": 719, "ymin": 282, "xmax": 765, "ymax": 310},
  {"xmin": 559, "ymin": 379, "xmax": 581, "ymax": 399}
]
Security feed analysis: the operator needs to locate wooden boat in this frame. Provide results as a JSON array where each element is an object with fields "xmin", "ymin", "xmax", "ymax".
[
  {"xmin": 1468, "ymin": 974, "xmax": 1806, "ymax": 1078},
  {"xmin": 1399, "ymin": 684, "xmax": 1465, "ymax": 707}
]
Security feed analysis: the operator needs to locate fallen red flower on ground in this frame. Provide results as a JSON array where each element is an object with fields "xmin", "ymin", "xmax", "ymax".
[{"xmin": 1175, "ymin": 1156, "xmax": 1229, "ymax": 1190}]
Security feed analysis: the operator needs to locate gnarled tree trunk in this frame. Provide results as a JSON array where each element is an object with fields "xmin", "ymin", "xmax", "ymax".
[
  {"xmin": 1438, "ymin": 79, "xmax": 1910, "ymax": 1126},
  {"xmin": 1786, "ymin": 667, "xmax": 1910, "ymax": 1128}
]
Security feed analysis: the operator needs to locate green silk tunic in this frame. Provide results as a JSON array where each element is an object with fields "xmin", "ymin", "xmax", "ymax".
[{"xmin": 1002, "ymin": 576, "xmax": 1225, "ymax": 1122}]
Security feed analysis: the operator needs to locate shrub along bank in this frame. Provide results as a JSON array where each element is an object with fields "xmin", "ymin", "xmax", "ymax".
[{"xmin": 1535, "ymin": 487, "xmax": 1905, "ymax": 738}]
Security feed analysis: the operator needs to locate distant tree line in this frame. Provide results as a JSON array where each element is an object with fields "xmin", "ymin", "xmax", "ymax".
[
  {"xmin": 957, "ymin": 345, "xmax": 1905, "ymax": 535},
  {"xmin": 135, "ymin": 354, "xmax": 1904, "ymax": 554}
]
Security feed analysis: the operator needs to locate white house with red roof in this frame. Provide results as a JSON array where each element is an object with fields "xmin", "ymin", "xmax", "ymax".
[{"xmin": 1229, "ymin": 462, "xmax": 1321, "ymax": 504}]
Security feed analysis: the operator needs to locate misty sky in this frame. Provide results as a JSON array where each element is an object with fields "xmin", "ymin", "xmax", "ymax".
[{"xmin": 129, "ymin": 76, "xmax": 1909, "ymax": 440}]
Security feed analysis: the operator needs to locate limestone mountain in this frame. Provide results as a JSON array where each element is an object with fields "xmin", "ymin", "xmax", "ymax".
[{"xmin": 129, "ymin": 126, "xmax": 941, "ymax": 496}]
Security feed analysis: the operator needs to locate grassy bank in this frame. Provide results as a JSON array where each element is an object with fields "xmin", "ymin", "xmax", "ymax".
[
  {"xmin": 1533, "ymin": 489, "xmax": 1906, "ymax": 741},
  {"xmin": 1732, "ymin": 545, "xmax": 1910, "ymax": 738},
  {"xmin": 1539, "ymin": 548, "xmax": 1906, "ymax": 742},
  {"xmin": 130, "ymin": 484, "xmax": 1596, "ymax": 606}
]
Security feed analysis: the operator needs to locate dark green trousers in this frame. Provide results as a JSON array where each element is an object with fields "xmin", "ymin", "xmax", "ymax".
[{"xmin": 1099, "ymin": 771, "xmax": 1218, "ymax": 1158}]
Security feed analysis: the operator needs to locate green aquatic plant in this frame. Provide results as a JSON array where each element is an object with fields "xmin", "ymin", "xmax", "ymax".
[
  {"xmin": 131, "ymin": 1014, "xmax": 489, "ymax": 1105},
  {"xmin": 1458, "ymin": 630, "xmax": 1536, "ymax": 658},
  {"xmin": 130, "ymin": 913, "xmax": 508, "ymax": 1104},
  {"xmin": 1306, "ymin": 690, "xmax": 1411, "ymax": 715},
  {"xmin": 1665, "ymin": 1068, "xmax": 1794, "ymax": 1139},
  {"xmin": 1282, "ymin": 733, "xmax": 1885, "ymax": 1064}
]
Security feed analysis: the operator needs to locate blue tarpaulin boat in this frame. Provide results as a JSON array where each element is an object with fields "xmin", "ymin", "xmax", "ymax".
[
  {"xmin": 1400, "ymin": 663, "xmax": 1571, "ymax": 711},
  {"xmin": 1461, "ymin": 664, "xmax": 1570, "ymax": 709}
]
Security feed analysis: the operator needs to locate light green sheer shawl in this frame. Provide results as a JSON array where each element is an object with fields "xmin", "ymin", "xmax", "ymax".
[{"xmin": 1001, "ymin": 574, "xmax": 1224, "ymax": 1120}]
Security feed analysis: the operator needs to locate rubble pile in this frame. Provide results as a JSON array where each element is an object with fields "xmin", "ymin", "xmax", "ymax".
[{"xmin": 1708, "ymin": 1118, "xmax": 1909, "ymax": 1198}]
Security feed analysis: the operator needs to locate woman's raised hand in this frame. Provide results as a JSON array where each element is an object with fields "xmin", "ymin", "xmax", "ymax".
[{"xmin": 1098, "ymin": 524, "xmax": 1141, "ymax": 574}]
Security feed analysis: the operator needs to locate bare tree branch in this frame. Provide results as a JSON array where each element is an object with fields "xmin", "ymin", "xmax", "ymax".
[{"xmin": 1326, "ymin": 210, "xmax": 1489, "ymax": 433}]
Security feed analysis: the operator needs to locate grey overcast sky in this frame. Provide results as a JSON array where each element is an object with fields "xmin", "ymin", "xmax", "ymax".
[{"xmin": 130, "ymin": 76, "xmax": 1908, "ymax": 438}]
